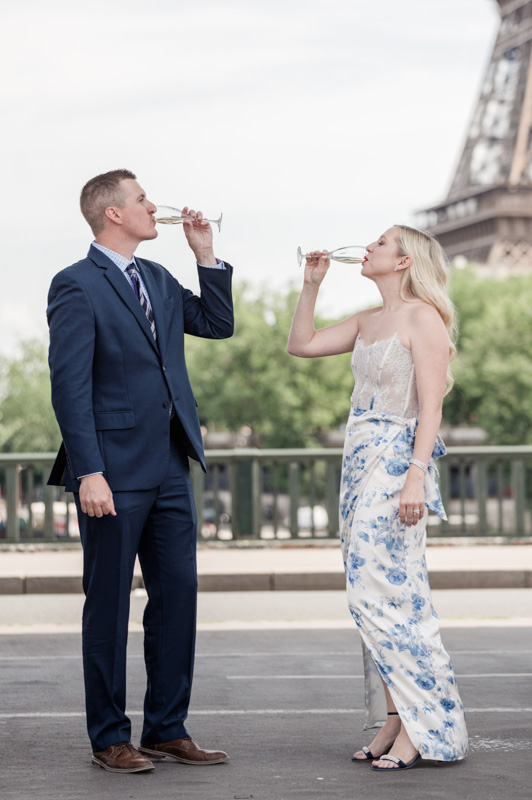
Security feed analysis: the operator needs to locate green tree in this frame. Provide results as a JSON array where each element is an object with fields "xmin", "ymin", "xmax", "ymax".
[
  {"xmin": 0, "ymin": 339, "xmax": 61, "ymax": 452},
  {"xmin": 5, "ymin": 272, "xmax": 530, "ymax": 453},
  {"xmin": 444, "ymin": 266, "xmax": 532, "ymax": 444},
  {"xmin": 186, "ymin": 285, "xmax": 354, "ymax": 447}
]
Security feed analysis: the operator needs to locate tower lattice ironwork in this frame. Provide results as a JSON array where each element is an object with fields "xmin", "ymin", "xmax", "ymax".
[{"xmin": 418, "ymin": 0, "xmax": 532, "ymax": 273}]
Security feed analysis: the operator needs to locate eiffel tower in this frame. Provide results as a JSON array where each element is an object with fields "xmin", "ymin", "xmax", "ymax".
[{"xmin": 418, "ymin": 0, "xmax": 532, "ymax": 274}]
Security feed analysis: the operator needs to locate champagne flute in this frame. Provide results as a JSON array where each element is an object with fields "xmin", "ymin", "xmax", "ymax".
[
  {"xmin": 297, "ymin": 245, "xmax": 366, "ymax": 267},
  {"xmin": 155, "ymin": 205, "xmax": 223, "ymax": 232}
]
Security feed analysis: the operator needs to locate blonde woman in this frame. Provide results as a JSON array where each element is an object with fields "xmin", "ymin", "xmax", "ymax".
[{"xmin": 288, "ymin": 225, "xmax": 468, "ymax": 771}]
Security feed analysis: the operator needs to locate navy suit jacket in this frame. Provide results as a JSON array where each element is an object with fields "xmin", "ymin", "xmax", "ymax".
[{"xmin": 47, "ymin": 244, "xmax": 234, "ymax": 492}]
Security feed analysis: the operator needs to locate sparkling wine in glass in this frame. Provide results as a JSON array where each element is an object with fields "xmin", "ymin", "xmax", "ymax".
[
  {"xmin": 297, "ymin": 245, "xmax": 366, "ymax": 267},
  {"xmin": 155, "ymin": 205, "xmax": 223, "ymax": 232}
]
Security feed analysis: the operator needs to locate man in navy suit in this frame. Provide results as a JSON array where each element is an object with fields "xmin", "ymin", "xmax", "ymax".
[{"xmin": 47, "ymin": 169, "xmax": 234, "ymax": 773}]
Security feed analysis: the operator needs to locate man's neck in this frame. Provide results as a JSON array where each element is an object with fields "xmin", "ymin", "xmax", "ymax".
[{"xmin": 94, "ymin": 235, "xmax": 138, "ymax": 261}]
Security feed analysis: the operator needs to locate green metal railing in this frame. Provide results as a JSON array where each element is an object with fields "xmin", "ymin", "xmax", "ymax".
[{"xmin": 0, "ymin": 446, "xmax": 531, "ymax": 544}]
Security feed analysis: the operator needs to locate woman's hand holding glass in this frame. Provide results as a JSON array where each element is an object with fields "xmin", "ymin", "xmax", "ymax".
[
  {"xmin": 297, "ymin": 245, "xmax": 366, "ymax": 267},
  {"xmin": 303, "ymin": 250, "xmax": 331, "ymax": 287}
]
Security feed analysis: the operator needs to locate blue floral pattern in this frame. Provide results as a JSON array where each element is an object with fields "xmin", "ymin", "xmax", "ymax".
[{"xmin": 340, "ymin": 335, "xmax": 468, "ymax": 762}]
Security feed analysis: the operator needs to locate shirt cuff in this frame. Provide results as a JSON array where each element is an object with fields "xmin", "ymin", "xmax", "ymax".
[
  {"xmin": 78, "ymin": 472, "xmax": 103, "ymax": 479},
  {"xmin": 197, "ymin": 259, "xmax": 225, "ymax": 270}
]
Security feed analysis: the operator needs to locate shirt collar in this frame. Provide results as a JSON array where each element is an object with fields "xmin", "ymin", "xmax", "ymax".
[{"xmin": 92, "ymin": 242, "xmax": 136, "ymax": 273}]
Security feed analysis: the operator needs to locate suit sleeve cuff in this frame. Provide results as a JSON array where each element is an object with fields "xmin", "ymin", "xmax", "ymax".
[{"xmin": 197, "ymin": 259, "xmax": 225, "ymax": 270}]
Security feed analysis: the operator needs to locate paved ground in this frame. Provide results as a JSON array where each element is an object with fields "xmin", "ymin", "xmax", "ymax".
[
  {"xmin": 1, "ymin": 587, "xmax": 532, "ymax": 633},
  {"xmin": 1, "ymin": 625, "xmax": 531, "ymax": 800},
  {"xmin": 1, "ymin": 589, "xmax": 531, "ymax": 799}
]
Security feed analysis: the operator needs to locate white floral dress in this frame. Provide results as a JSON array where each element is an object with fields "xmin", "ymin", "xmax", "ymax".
[{"xmin": 340, "ymin": 333, "xmax": 468, "ymax": 762}]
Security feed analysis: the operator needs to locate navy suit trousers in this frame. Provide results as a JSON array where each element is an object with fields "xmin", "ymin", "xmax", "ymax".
[{"xmin": 75, "ymin": 431, "xmax": 197, "ymax": 752}]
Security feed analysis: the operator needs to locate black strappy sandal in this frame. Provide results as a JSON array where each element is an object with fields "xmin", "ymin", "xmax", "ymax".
[
  {"xmin": 372, "ymin": 753, "xmax": 421, "ymax": 771},
  {"xmin": 351, "ymin": 712, "xmax": 400, "ymax": 763}
]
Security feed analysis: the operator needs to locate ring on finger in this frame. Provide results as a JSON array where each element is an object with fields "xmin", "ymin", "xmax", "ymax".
[{"xmin": 412, "ymin": 508, "xmax": 420, "ymax": 515}]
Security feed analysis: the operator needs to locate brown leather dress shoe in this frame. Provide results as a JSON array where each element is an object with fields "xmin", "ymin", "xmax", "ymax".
[
  {"xmin": 139, "ymin": 736, "xmax": 229, "ymax": 765},
  {"xmin": 92, "ymin": 741, "xmax": 155, "ymax": 773}
]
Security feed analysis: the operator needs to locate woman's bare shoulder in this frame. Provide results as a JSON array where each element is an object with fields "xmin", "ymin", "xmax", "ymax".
[
  {"xmin": 409, "ymin": 301, "xmax": 445, "ymax": 327},
  {"xmin": 407, "ymin": 302, "xmax": 448, "ymax": 348}
]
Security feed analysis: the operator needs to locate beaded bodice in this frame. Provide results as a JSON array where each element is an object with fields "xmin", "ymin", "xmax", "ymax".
[{"xmin": 350, "ymin": 333, "xmax": 419, "ymax": 418}]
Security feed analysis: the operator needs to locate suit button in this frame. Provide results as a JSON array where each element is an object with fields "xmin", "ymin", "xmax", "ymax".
[
  {"xmin": 162, "ymin": 366, "xmax": 166, "ymax": 372},
  {"xmin": 163, "ymin": 401, "xmax": 170, "ymax": 409}
]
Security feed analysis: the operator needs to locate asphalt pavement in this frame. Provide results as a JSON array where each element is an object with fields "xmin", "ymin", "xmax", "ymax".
[
  {"xmin": 1, "ymin": 584, "xmax": 532, "ymax": 800},
  {"xmin": 1, "ymin": 624, "xmax": 531, "ymax": 800}
]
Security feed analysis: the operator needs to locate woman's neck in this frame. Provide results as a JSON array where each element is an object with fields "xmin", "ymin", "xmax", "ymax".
[{"xmin": 375, "ymin": 277, "xmax": 410, "ymax": 313}]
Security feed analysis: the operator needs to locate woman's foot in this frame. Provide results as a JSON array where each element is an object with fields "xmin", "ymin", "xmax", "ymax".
[
  {"xmin": 352, "ymin": 712, "xmax": 401, "ymax": 762},
  {"xmin": 371, "ymin": 726, "xmax": 419, "ymax": 770}
]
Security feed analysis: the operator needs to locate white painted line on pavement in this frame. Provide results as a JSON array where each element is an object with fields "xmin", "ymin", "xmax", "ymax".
[
  {"xmin": 1, "ymin": 708, "xmax": 531, "ymax": 720},
  {"xmin": 226, "ymin": 673, "xmax": 532, "ymax": 680},
  {"xmin": 454, "ymin": 673, "xmax": 532, "ymax": 679},
  {"xmin": 0, "ymin": 650, "xmax": 530, "ymax": 662},
  {"xmin": 227, "ymin": 675, "xmax": 363, "ymax": 679}
]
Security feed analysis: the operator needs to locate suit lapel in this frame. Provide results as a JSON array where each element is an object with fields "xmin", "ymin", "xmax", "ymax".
[{"xmin": 89, "ymin": 246, "xmax": 159, "ymax": 354}]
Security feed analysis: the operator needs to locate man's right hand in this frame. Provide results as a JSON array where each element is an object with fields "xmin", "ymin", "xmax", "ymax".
[{"xmin": 79, "ymin": 474, "xmax": 117, "ymax": 518}]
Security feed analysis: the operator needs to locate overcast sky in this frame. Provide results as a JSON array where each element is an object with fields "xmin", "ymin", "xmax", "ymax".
[{"xmin": 1, "ymin": 0, "xmax": 499, "ymax": 355}]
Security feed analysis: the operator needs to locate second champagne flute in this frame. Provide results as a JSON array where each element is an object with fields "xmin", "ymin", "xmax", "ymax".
[{"xmin": 297, "ymin": 245, "xmax": 366, "ymax": 267}]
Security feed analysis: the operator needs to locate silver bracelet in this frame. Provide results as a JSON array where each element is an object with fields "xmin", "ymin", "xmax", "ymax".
[{"xmin": 409, "ymin": 458, "xmax": 428, "ymax": 475}]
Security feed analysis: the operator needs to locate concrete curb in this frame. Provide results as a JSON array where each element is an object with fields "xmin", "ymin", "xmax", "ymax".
[
  {"xmin": 0, "ymin": 575, "xmax": 144, "ymax": 595},
  {"xmin": 1, "ymin": 570, "xmax": 531, "ymax": 594}
]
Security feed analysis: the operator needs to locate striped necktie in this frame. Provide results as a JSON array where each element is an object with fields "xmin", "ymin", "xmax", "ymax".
[{"xmin": 126, "ymin": 263, "xmax": 157, "ymax": 341}]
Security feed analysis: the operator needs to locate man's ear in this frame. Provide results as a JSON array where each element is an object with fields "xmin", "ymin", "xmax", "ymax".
[{"xmin": 104, "ymin": 206, "xmax": 122, "ymax": 225}]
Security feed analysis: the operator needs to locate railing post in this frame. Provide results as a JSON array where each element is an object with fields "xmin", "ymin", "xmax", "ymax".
[
  {"xmin": 5, "ymin": 464, "xmax": 20, "ymax": 543},
  {"xmin": 232, "ymin": 452, "xmax": 261, "ymax": 539},
  {"xmin": 438, "ymin": 458, "xmax": 450, "ymax": 535},
  {"xmin": 43, "ymin": 484, "xmax": 55, "ymax": 541},
  {"xmin": 212, "ymin": 465, "xmax": 221, "ymax": 537},
  {"xmin": 309, "ymin": 461, "xmax": 316, "ymax": 537},
  {"xmin": 512, "ymin": 460, "xmax": 525, "ymax": 536},
  {"xmin": 458, "ymin": 458, "xmax": 467, "ymax": 535},
  {"xmin": 65, "ymin": 492, "xmax": 73, "ymax": 539},
  {"xmin": 326, "ymin": 462, "xmax": 339, "ymax": 537},
  {"xmin": 289, "ymin": 462, "xmax": 300, "ymax": 538},
  {"xmin": 191, "ymin": 461, "xmax": 204, "ymax": 536},
  {"xmin": 476, "ymin": 460, "xmax": 488, "ymax": 535},
  {"xmin": 26, "ymin": 468, "xmax": 34, "ymax": 534},
  {"xmin": 251, "ymin": 457, "xmax": 261, "ymax": 538},
  {"xmin": 272, "ymin": 462, "xmax": 280, "ymax": 536}
]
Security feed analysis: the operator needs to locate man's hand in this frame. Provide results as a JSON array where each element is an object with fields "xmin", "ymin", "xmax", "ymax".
[
  {"xmin": 79, "ymin": 474, "xmax": 117, "ymax": 518},
  {"xmin": 182, "ymin": 206, "xmax": 217, "ymax": 266}
]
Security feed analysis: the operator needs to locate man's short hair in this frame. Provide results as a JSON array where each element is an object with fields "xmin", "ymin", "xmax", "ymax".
[{"xmin": 80, "ymin": 169, "xmax": 136, "ymax": 235}]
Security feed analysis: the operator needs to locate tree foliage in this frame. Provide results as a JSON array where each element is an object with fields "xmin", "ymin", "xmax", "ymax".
[
  {"xmin": 1, "ymin": 271, "xmax": 532, "ymax": 452},
  {"xmin": 186, "ymin": 285, "xmax": 354, "ymax": 447},
  {"xmin": 444, "ymin": 266, "xmax": 532, "ymax": 444},
  {"xmin": 0, "ymin": 339, "xmax": 61, "ymax": 452}
]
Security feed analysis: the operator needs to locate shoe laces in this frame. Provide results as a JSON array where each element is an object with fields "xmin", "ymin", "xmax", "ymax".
[{"xmin": 116, "ymin": 741, "xmax": 135, "ymax": 755}]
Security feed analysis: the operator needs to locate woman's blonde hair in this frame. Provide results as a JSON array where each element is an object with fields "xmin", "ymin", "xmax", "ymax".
[{"xmin": 394, "ymin": 224, "xmax": 457, "ymax": 393}]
